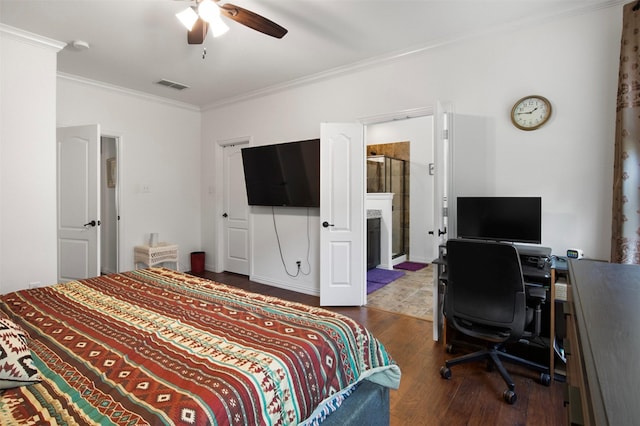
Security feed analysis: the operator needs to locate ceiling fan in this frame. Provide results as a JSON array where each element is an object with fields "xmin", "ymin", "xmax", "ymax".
[{"xmin": 176, "ymin": 0, "xmax": 288, "ymax": 44}]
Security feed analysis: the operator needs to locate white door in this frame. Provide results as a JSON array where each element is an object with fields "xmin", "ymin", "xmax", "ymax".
[
  {"xmin": 223, "ymin": 143, "xmax": 250, "ymax": 275},
  {"xmin": 432, "ymin": 102, "xmax": 453, "ymax": 340},
  {"xmin": 57, "ymin": 125, "xmax": 101, "ymax": 282},
  {"xmin": 319, "ymin": 123, "xmax": 365, "ymax": 306}
]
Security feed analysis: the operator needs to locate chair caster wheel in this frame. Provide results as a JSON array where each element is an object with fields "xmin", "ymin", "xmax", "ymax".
[
  {"xmin": 445, "ymin": 344, "xmax": 455, "ymax": 354},
  {"xmin": 503, "ymin": 389, "xmax": 517, "ymax": 404},
  {"xmin": 540, "ymin": 373, "xmax": 551, "ymax": 386},
  {"xmin": 440, "ymin": 366, "xmax": 451, "ymax": 379}
]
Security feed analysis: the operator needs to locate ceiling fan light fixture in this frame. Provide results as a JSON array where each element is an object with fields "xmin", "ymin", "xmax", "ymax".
[
  {"xmin": 198, "ymin": 0, "xmax": 220, "ymax": 24},
  {"xmin": 209, "ymin": 16, "xmax": 229, "ymax": 37},
  {"xmin": 176, "ymin": 6, "xmax": 199, "ymax": 31}
]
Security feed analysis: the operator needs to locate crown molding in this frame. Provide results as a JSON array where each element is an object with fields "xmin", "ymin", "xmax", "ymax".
[
  {"xmin": 0, "ymin": 24, "xmax": 66, "ymax": 52},
  {"xmin": 359, "ymin": 107, "xmax": 435, "ymax": 125},
  {"xmin": 57, "ymin": 73, "xmax": 201, "ymax": 113},
  {"xmin": 201, "ymin": 0, "xmax": 626, "ymax": 111}
]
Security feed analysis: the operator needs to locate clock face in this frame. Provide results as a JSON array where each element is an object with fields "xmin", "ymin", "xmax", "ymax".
[{"xmin": 511, "ymin": 96, "xmax": 552, "ymax": 130}]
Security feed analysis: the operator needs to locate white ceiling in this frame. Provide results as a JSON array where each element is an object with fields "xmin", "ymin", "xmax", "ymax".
[{"xmin": 0, "ymin": 0, "xmax": 620, "ymax": 108}]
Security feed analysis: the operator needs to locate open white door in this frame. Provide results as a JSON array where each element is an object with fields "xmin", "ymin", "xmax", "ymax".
[
  {"xmin": 57, "ymin": 125, "xmax": 101, "ymax": 282},
  {"xmin": 222, "ymin": 143, "xmax": 250, "ymax": 275},
  {"xmin": 432, "ymin": 102, "xmax": 453, "ymax": 340},
  {"xmin": 319, "ymin": 123, "xmax": 365, "ymax": 306}
]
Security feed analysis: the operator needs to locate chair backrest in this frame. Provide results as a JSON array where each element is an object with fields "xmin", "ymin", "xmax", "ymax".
[{"xmin": 444, "ymin": 238, "xmax": 527, "ymax": 341}]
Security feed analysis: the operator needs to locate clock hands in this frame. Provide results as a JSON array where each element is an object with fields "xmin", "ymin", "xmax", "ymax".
[{"xmin": 516, "ymin": 107, "xmax": 539, "ymax": 115}]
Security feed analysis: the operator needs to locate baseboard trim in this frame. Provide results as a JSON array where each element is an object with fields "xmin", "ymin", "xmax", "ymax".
[{"xmin": 249, "ymin": 274, "xmax": 319, "ymax": 297}]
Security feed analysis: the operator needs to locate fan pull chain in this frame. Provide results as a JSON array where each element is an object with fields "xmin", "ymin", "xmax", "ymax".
[{"xmin": 202, "ymin": 47, "xmax": 207, "ymax": 60}]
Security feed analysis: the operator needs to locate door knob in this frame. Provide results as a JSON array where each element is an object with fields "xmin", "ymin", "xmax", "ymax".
[
  {"xmin": 83, "ymin": 220, "xmax": 97, "ymax": 227},
  {"xmin": 322, "ymin": 221, "xmax": 334, "ymax": 228}
]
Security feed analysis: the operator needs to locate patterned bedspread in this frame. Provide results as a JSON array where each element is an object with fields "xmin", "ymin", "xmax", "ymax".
[{"xmin": 0, "ymin": 268, "xmax": 400, "ymax": 425}]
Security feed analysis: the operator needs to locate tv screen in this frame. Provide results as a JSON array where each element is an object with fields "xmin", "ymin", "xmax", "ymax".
[
  {"xmin": 241, "ymin": 139, "xmax": 320, "ymax": 207},
  {"xmin": 456, "ymin": 197, "xmax": 542, "ymax": 244}
]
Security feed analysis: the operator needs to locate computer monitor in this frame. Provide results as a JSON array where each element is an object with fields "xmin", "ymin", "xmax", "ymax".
[{"xmin": 456, "ymin": 196, "xmax": 542, "ymax": 244}]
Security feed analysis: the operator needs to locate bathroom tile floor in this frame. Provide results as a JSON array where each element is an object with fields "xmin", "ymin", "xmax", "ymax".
[{"xmin": 366, "ymin": 263, "xmax": 434, "ymax": 321}]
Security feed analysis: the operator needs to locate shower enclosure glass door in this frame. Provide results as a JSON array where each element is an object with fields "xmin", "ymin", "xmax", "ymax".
[{"xmin": 367, "ymin": 155, "xmax": 408, "ymax": 259}]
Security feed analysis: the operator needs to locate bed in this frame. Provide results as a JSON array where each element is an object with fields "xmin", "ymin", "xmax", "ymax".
[{"xmin": 0, "ymin": 268, "xmax": 400, "ymax": 425}]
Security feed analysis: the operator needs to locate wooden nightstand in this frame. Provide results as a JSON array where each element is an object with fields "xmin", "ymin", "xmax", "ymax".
[{"xmin": 134, "ymin": 243, "xmax": 178, "ymax": 270}]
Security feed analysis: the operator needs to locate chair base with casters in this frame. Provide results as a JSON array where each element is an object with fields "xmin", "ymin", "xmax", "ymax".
[{"xmin": 439, "ymin": 341, "xmax": 551, "ymax": 404}]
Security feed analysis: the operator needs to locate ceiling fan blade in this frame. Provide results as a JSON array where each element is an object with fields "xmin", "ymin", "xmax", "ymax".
[
  {"xmin": 219, "ymin": 3, "xmax": 287, "ymax": 39},
  {"xmin": 188, "ymin": 17, "xmax": 209, "ymax": 44}
]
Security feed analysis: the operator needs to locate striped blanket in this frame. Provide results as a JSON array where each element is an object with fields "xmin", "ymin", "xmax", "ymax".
[{"xmin": 0, "ymin": 268, "xmax": 400, "ymax": 425}]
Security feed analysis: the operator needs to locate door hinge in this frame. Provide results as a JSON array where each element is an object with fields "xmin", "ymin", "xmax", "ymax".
[
  {"xmin": 442, "ymin": 207, "xmax": 448, "ymax": 217},
  {"xmin": 428, "ymin": 163, "xmax": 435, "ymax": 176},
  {"xmin": 442, "ymin": 129, "xmax": 449, "ymax": 140}
]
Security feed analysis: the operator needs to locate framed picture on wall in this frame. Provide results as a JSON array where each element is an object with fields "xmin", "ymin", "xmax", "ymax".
[{"xmin": 107, "ymin": 157, "xmax": 116, "ymax": 188}]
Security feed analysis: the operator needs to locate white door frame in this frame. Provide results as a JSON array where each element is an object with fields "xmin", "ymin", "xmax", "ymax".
[
  {"xmin": 222, "ymin": 139, "xmax": 250, "ymax": 275},
  {"xmin": 360, "ymin": 106, "xmax": 435, "ymax": 255},
  {"xmin": 56, "ymin": 126, "xmax": 123, "ymax": 280},
  {"xmin": 319, "ymin": 108, "xmax": 436, "ymax": 306},
  {"xmin": 214, "ymin": 136, "xmax": 252, "ymax": 273},
  {"xmin": 432, "ymin": 101, "xmax": 454, "ymax": 341},
  {"xmin": 362, "ymin": 105, "xmax": 454, "ymax": 338},
  {"xmin": 102, "ymin": 131, "xmax": 123, "ymax": 274}
]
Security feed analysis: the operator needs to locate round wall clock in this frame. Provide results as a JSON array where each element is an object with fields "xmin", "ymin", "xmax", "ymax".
[{"xmin": 510, "ymin": 95, "xmax": 552, "ymax": 130}]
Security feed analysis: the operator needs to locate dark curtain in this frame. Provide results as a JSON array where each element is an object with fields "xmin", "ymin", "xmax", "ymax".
[{"xmin": 611, "ymin": 1, "xmax": 640, "ymax": 264}]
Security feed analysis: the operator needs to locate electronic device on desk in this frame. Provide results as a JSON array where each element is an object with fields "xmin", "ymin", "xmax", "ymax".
[
  {"xmin": 456, "ymin": 196, "xmax": 542, "ymax": 245},
  {"xmin": 566, "ymin": 248, "xmax": 584, "ymax": 259},
  {"xmin": 551, "ymin": 255, "xmax": 568, "ymax": 270},
  {"xmin": 520, "ymin": 253, "xmax": 552, "ymax": 283},
  {"xmin": 520, "ymin": 251, "xmax": 552, "ymax": 268},
  {"xmin": 456, "ymin": 196, "xmax": 551, "ymax": 283}
]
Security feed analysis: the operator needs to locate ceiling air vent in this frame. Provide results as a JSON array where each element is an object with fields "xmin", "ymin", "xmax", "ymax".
[{"xmin": 155, "ymin": 79, "xmax": 189, "ymax": 91}]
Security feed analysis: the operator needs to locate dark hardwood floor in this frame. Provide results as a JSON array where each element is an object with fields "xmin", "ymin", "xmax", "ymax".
[{"xmin": 196, "ymin": 270, "xmax": 566, "ymax": 426}]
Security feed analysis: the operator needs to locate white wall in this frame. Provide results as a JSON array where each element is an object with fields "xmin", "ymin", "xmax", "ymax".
[
  {"xmin": 56, "ymin": 77, "xmax": 203, "ymax": 272},
  {"xmin": 0, "ymin": 27, "xmax": 64, "ymax": 293},
  {"xmin": 202, "ymin": 5, "xmax": 621, "ymax": 294},
  {"xmin": 1, "ymin": 26, "xmax": 203, "ymax": 291}
]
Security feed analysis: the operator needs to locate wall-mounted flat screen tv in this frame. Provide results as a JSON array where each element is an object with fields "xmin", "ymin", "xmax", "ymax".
[
  {"xmin": 456, "ymin": 196, "xmax": 542, "ymax": 244},
  {"xmin": 241, "ymin": 139, "xmax": 320, "ymax": 207}
]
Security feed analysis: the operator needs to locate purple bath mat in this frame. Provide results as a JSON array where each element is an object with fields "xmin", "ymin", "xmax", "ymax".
[
  {"xmin": 394, "ymin": 261, "xmax": 428, "ymax": 272},
  {"xmin": 367, "ymin": 268, "xmax": 405, "ymax": 294},
  {"xmin": 367, "ymin": 281, "xmax": 388, "ymax": 294}
]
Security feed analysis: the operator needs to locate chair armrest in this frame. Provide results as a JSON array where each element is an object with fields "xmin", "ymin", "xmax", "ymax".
[{"xmin": 526, "ymin": 286, "xmax": 547, "ymax": 304}]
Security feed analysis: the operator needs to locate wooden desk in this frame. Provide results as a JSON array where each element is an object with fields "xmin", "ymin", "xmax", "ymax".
[
  {"xmin": 432, "ymin": 244, "xmax": 447, "ymax": 342},
  {"xmin": 550, "ymin": 256, "xmax": 569, "ymax": 380},
  {"xmin": 565, "ymin": 260, "xmax": 640, "ymax": 425}
]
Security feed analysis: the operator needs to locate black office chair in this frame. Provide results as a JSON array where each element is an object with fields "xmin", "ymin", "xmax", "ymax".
[{"xmin": 439, "ymin": 238, "xmax": 551, "ymax": 404}]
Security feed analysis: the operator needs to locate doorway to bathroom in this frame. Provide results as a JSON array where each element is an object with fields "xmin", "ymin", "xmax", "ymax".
[{"xmin": 364, "ymin": 114, "xmax": 435, "ymax": 320}]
